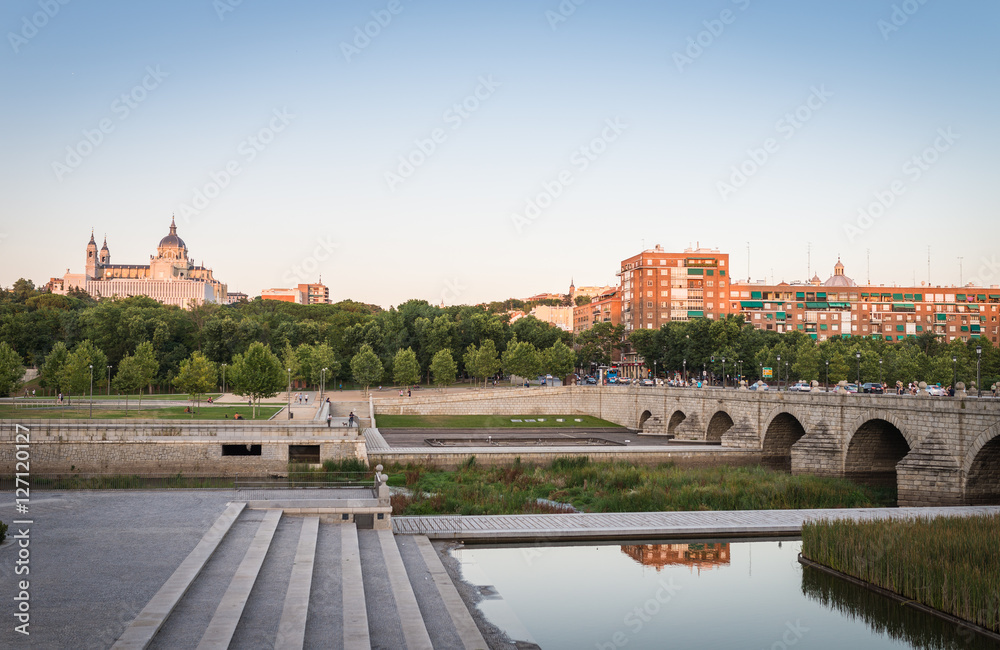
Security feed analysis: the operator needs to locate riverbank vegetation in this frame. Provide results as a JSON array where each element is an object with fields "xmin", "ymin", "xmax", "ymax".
[
  {"xmin": 801, "ymin": 515, "xmax": 1000, "ymax": 633},
  {"xmin": 377, "ymin": 414, "xmax": 623, "ymax": 429},
  {"xmin": 387, "ymin": 458, "xmax": 895, "ymax": 516}
]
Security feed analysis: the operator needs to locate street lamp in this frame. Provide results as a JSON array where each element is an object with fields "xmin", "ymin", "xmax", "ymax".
[
  {"xmin": 776, "ymin": 354, "xmax": 781, "ymax": 391},
  {"xmin": 321, "ymin": 367, "xmax": 328, "ymax": 401},
  {"xmin": 785, "ymin": 361, "xmax": 789, "ymax": 389},
  {"xmin": 222, "ymin": 363, "xmax": 227, "ymax": 395},
  {"xmin": 856, "ymin": 352, "xmax": 861, "ymax": 387},
  {"xmin": 286, "ymin": 368, "xmax": 292, "ymax": 419},
  {"xmin": 879, "ymin": 358, "xmax": 883, "ymax": 388},
  {"xmin": 721, "ymin": 357, "xmax": 726, "ymax": 389},
  {"xmin": 652, "ymin": 360, "xmax": 657, "ymax": 382},
  {"xmin": 825, "ymin": 360, "xmax": 829, "ymax": 392},
  {"xmin": 683, "ymin": 359, "xmax": 687, "ymax": 384},
  {"xmin": 711, "ymin": 356, "xmax": 715, "ymax": 386},
  {"xmin": 107, "ymin": 365, "xmax": 112, "ymax": 396},
  {"xmin": 952, "ymin": 356, "xmax": 958, "ymax": 393},
  {"xmin": 89, "ymin": 364, "xmax": 94, "ymax": 419},
  {"xmin": 976, "ymin": 345, "xmax": 982, "ymax": 398}
]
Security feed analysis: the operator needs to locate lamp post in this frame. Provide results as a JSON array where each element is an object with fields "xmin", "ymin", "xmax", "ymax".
[
  {"xmin": 785, "ymin": 361, "xmax": 789, "ymax": 389},
  {"xmin": 107, "ymin": 365, "xmax": 112, "ymax": 396},
  {"xmin": 721, "ymin": 357, "xmax": 726, "ymax": 389},
  {"xmin": 825, "ymin": 360, "xmax": 829, "ymax": 392},
  {"xmin": 221, "ymin": 363, "xmax": 227, "ymax": 395},
  {"xmin": 682, "ymin": 359, "xmax": 687, "ymax": 384},
  {"xmin": 710, "ymin": 356, "xmax": 715, "ymax": 386},
  {"xmin": 321, "ymin": 367, "xmax": 328, "ymax": 401},
  {"xmin": 879, "ymin": 358, "xmax": 883, "ymax": 389},
  {"xmin": 856, "ymin": 352, "xmax": 861, "ymax": 387},
  {"xmin": 776, "ymin": 354, "xmax": 781, "ymax": 391},
  {"xmin": 286, "ymin": 368, "xmax": 292, "ymax": 419},
  {"xmin": 652, "ymin": 360, "xmax": 657, "ymax": 382},
  {"xmin": 976, "ymin": 345, "xmax": 982, "ymax": 398},
  {"xmin": 759, "ymin": 362, "xmax": 763, "ymax": 384},
  {"xmin": 89, "ymin": 364, "xmax": 94, "ymax": 419},
  {"xmin": 952, "ymin": 356, "xmax": 958, "ymax": 392}
]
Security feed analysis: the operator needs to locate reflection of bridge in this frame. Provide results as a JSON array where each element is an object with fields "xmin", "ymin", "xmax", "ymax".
[{"xmin": 376, "ymin": 386, "xmax": 1000, "ymax": 507}]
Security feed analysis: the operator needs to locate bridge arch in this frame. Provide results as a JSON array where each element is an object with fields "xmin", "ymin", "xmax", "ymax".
[
  {"xmin": 667, "ymin": 410, "xmax": 686, "ymax": 436},
  {"xmin": 638, "ymin": 410, "xmax": 653, "ymax": 431},
  {"xmin": 845, "ymin": 418, "xmax": 911, "ymax": 488},
  {"xmin": 706, "ymin": 411, "xmax": 734, "ymax": 443},
  {"xmin": 762, "ymin": 412, "xmax": 806, "ymax": 471},
  {"xmin": 965, "ymin": 426, "xmax": 1000, "ymax": 505}
]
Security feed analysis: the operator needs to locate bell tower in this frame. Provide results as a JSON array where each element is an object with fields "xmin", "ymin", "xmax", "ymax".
[
  {"xmin": 85, "ymin": 230, "xmax": 99, "ymax": 278},
  {"xmin": 99, "ymin": 235, "xmax": 111, "ymax": 265}
]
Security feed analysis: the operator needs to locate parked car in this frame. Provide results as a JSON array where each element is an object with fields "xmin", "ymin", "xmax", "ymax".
[
  {"xmin": 789, "ymin": 381, "xmax": 812, "ymax": 392},
  {"xmin": 585, "ymin": 376, "xmax": 597, "ymax": 385},
  {"xmin": 641, "ymin": 378, "xmax": 655, "ymax": 386},
  {"xmin": 845, "ymin": 383, "xmax": 859, "ymax": 394},
  {"xmin": 927, "ymin": 385, "xmax": 947, "ymax": 397},
  {"xmin": 861, "ymin": 382, "xmax": 884, "ymax": 394},
  {"xmin": 749, "ymin": 381, "xmax": 769, "ymax": 391}
]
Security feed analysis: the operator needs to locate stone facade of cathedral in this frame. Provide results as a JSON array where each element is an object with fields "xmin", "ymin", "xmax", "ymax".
[{"xmin": 50, "ymin": 218, "xmax": 227, "ymax": 308}]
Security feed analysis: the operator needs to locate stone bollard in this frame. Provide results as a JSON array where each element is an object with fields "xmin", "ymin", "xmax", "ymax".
[
  {"xmin": 836, "ymin": 380, "xmax": 849, "ymax": 395},
  {"xmin": 917, "ymin": 381, "xmax": 929, "ymax": 398},
  {"xmin": 738, "ymin": 379, "xmax": 748, "ymax": 391},
  {"xmin": 955, "ymin": 381, "xmax": 967, "ymax": 398}
]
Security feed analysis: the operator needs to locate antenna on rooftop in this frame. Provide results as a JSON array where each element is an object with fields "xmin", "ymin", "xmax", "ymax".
[
  {"xmin": 867, "ymin": 249, "xmax": 870, "ymax": 285},
  {"xmin": 807, "ymin": 242, "xmax": 811, "ymax": 279},
  {"xmin": 927, "ymin": 246, "xmax": 931, "ymax": 286}
]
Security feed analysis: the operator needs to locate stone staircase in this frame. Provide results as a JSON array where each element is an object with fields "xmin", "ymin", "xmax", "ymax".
[{"xmin": 111, "ymin": 501, "xmax": 487, "ymax": 650}]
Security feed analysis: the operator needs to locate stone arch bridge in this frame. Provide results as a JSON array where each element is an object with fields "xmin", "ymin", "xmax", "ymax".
[{"xmin": 375, "ymin": 386, "xmax": 1000, "ymax": 507}]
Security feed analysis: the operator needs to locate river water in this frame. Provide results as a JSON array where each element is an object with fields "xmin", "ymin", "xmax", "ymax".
[{"xmin": 453, "ymin": 539, "xmax": 997, "ymax": 650}]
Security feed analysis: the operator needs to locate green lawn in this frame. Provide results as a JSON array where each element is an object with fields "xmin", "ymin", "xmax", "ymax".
[
  {"xmin": 12, "ymin": 393, "xmax": 222, "ymax": 401},
  {"xmin": 0, "ymin": 405, "xmax": 282, "ymax": 420},
  {"xmin": 376, "ymin": 414, "xmax": 624, "ymax": 429}
]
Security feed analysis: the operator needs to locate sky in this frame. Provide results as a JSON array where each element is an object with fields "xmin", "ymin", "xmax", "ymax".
[{"xmin": 1, "ymin": 0, "xmax": 998, "ymax": 307}]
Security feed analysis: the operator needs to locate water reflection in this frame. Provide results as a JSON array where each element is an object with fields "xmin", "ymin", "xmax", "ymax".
[
  {"xmin": 801, "ymin": 565, "xmax": 999, "ymax": 650},
  {"xmin": 455, "ymin": 540, "xmax": 995, "ymax": 650},
  {"xmin": 621, "ymin": 543, "xmax": 730, "ymax": 573}
]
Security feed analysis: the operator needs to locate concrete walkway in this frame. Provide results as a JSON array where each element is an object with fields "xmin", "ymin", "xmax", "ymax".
[{"xmin": 393, "ymin": 505, "xmax": 1000, "ymax": 541}]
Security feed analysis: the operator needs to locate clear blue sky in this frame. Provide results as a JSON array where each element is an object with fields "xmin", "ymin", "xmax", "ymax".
[{"xmin": 2, "ymin": 0, "xmax": 998, "ymax": 306}]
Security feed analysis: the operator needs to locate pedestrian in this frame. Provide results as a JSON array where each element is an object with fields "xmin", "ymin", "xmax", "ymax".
[
  {"xmin": 305, "ymin": 394, "xmax": 309, "ymax": 405},
  {"xmin": 407, "ymin": 388, "xmax": 411, "ymax": 397},
  {"xmin": 326, "ymin": 413, "xmax": 332, "ymax": 428},
  {"xmin": 58, "ymin": 392, "xmax": 63, "ymax": 404}
]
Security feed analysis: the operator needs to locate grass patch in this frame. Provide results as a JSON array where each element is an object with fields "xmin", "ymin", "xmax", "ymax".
[
  {"xmin": 802, "ymin": 515, "xmax": 1000, "ymax": 633},
  {"xmin": 0, "ymin": 405, "xmax": 282, "ymax": 420},
  {"xmin": 376, "ymin": 414, "xmax": 624, "ymax": 429},
  {"xmin": 386, "ymin": 459, "xmax": 895, "ymax": 516}
]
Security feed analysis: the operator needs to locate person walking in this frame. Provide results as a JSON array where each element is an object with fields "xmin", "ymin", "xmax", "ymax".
[{"xmin": 326, "ymin": 413, "xmax": 332, "ymax": 428}]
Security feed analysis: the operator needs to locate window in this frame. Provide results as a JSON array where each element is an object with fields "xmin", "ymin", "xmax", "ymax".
[
  {"xmin": 289, "ymin": 445, "xmax": 321, "ymax": 463},
  {"xmin": 647, "ymin": 280, "xmax": 653, "ymax": 286},
  {"xmin": 646, "ymin": 302, "xmax": 653, "ymax": 308},
  {"xmin": 707, "ymin": 281, "xmax": 714, "ymax": 287}
]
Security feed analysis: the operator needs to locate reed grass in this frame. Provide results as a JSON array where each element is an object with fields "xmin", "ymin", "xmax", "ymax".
[
  {"xmin": 801, "ymin": 515, "xmax": 1000, "ymax": 633},
  {"xmin": 387, "ymin": 458, "xmax": 895, "ymax": 516}
]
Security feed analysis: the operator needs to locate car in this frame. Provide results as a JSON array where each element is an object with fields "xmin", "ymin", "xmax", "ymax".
[
  {"xmin": 585, "ymin": 376, "xmax": 597, "ymax": 385},
  {"xmin": 927, "ymin": 385, "xmax": 947, "ymax": 397},
  {"xmin": 749, "ymin": 381, "xmax": 769, "ymax": 391},
  {"xmin": 845, "ymin": 383, "xmax": 858, "ymax": 394},
  {"xmin": 789, "ymin": 381, "xmax": 812, "ymax": 392},
  {"xmin": 861, "ymin": 382, "xmax": 884, "ymax": 394},
  {"xmin": 641, "ymin": 378, "xmax": 654, "ymax": 386}
]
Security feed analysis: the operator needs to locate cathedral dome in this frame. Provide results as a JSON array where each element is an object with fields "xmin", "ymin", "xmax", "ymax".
[{"xmin": 158, "ymin": 217, "xmax": 186, "ymax": 250}]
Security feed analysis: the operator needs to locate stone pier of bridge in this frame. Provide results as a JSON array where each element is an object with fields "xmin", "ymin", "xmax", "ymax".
[{"xmin": 374, "ymin": 385, "xmax": 1000, "ymax": 507}]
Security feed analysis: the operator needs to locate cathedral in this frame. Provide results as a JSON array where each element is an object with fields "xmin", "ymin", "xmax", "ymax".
[{"xmin": 49, "ymin": 218, "xmax": 227, "ymax": 308}]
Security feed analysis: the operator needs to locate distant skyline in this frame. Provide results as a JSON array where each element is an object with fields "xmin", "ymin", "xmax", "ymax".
[{"xmin": 2, "ymin": 1, "xmax": 998, "ymax": 307}]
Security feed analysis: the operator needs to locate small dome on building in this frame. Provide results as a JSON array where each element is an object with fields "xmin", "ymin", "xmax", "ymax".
[
  {"xmin": 823, "ymin": 257, "xmax": 856, "ymax": 287},
  {"xmin": 158, "ymin": 217, "xmax": 186, "ymax": 250}
]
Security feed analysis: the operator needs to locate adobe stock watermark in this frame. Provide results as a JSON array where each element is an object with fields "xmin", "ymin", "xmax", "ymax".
[
  {"xmin": 51, "ymin": 66, "xmax": 169, "ymax": 182},
  {"xmin": 340, "ymin": 0, "xmax": 408, "ymax": 63},
  {"xmin": 716, "ymin": 85, "xmax": 833, "ymax": 202},
  {"xmin": 965, "ymin": 256, "xmax": 1000, "ymax": 290},
  {"xmin": 761, "ymin": 620, "xmax": 809, "ymax": 650},
  {"xmin": 282, "ymin": 235, "xmax": 339, "ymax": 285},
  {"xmin": 545, "ymin": 0, "xmax": 587, "ymax": 31},
  {"xmin": 843, "ymin": 127, "xmax": 958, "ymax": 242},
  {"xmin": 213, "ymin": 0, "xmax": 246, "ymax": 21},
  {"xmin": 672, "ymin": 0, "xmax": 751, "ymax": 73},
  {"xmin": 510, "ymin": 117, "xmax": 627, "ymax": 234},
  {"xmin": 439, "ymin": 277, "xmax": 466, "ymax": 306},
  {"xmin": 177, "ymin": 107, "xmax": 294, "ymax": 222},
  {"xmin": 384, "ymin": 75, "xmax": 501, "ymax": 193},
  {"xmin": 877, "ymin": 0, "xmax": 932, "ymax": 41},
  {"xmin": 595, "ymin": 577, "xmax": 681, "ymax": 649},
  {"xmin": 7, "ymin": 0, "xmax": 72, "ymax": 55}
]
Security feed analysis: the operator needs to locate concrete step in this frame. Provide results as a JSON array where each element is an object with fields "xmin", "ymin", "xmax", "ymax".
[
  {"xmin": 276, "ymin": 517, "xmax": 320, "ymax": 649},
  {"xmin": 146, "ymin": 509, "xmax": 271, "ymax": 649},
  {"xmin": 396, "ymin": 535, "xmax": 489, "ymax": 649},
  {"xmin": 340, "ymin": 523, "xmax": 370, "ymax": 650},
  {"xmin": 197, "ymin": 509, "xmax": 283, "ymax": 649}
]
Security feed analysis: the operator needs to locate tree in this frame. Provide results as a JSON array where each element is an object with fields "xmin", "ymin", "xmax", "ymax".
[
  {"xmin": 502, "ymin": 339, "xmax": 541, "ymax": 383},
  {"xmin": 543, "ymin": 340, "xmax": 576, "ymax": 380},
  {"xmin": 306, "ymin": 343, "xmax": 340, "ymax": 389},
  {"xmin": 61, "ymin": 340, "xmax": 109, "ymax": 401},
  {"xmin": 0, "ymin": 341, "xmax": 24, "ymax": 397},
  {"xmin": 574, "ymin": 294, "xmax": 593, "ymax": 307},
  {"xmin": 430, "ymin": 348, "xmax": 457, "ymax": 389},
  {"xmin": 173, "ymin": 351, "xmax": 217, "ymax": 415},
  {"xmin": 113, "ymin": 342, "xmax": 159, "ymax": 414},
  {"xmin": 350, "ymin": 344, "xmax": 383, "ymax": 396},
  {"xmin": 40, "ymin": 341, "xmax": 69, "ymax": 396},
  {"xmin": 393, "ymin": 347, "xmax": 421, "ymax": 388},
  {"xmin": 464, "ymin": 339, "xmax": 501, "ymax": 387},
  {"xmin": 229, "ymin": 342, "xmax": 286, "ymax": 418}
]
